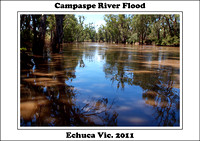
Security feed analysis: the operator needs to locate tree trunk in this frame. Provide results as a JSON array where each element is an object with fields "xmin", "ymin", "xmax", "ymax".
[
  {"xmin": 157, "ymin": 29, "xmax": 160, "ymax": 40},
  {"xmin": 50, "ymin": 30, "xmax": 53, "ymax": 42},
  {"xmin": 163, "ymin": 27, "xmax": 166, "ymax": 38},
  {"xmin": 157, "ymin": 16, "xmax": 160, "ymax": 41},
  {"xmin": 165, "ymin": 16, "xmax": 173, "ymax": 37},
  {"xmin": 32, "ymin": 15, "xmax": 46, "ymax": 55},
  {"xmin": 38, "ymin": 15, "xmax": 46, "ymax": 55},
  {"xmin": 32, "ymin": 15, "xmax": 37, "ymax": 54},
  {"xmin": 141, "ymin": 31, "xmax": 144, "ymax": 45},
  {"xmin": 52, "ymin": 15, "xmax": 64, "ymax": 53},
  {"xmin": 173, "ymin": 17, "xmax": 177, "ymax": 36}
]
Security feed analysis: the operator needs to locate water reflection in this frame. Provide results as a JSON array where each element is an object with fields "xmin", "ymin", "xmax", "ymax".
[
  {"xmin": 20, "ymin": 43, "xmax": 180, "ymax": 126},
  {"xmin": 103, "ymin": 44, "xmax": 179, "ymax": 126},
  {"xmin": 142, "ymin": 81, "xmax": 179, "ymax": 126},
  {"xmin": 21, "ymin": 46, "xmax": 117, "ymax": 126}
]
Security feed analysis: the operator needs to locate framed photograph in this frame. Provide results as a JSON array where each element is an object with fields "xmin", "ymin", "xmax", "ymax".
[
  {"xmin": 18, "ymin": 12, "xmax": 182, "ymax": 130},
  {"xmin": 0, "ymin": 0, "xmax": 199, "ymax": 140}
]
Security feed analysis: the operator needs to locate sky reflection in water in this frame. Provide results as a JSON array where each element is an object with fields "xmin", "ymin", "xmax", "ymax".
[{"xmin": 20, "ymin": 42, "xmax": 180, "ymax": 126}]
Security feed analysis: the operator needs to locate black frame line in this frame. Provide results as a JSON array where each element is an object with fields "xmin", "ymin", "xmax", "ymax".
[
  {"xmin": 199, "ymin": 2, "xmax": 200, "ymax": 140},
  {"xmin": 0, "ymin": 140, "xmax": 196, "ymax": 141},
  {"xmin": 0, "ymin": 0, "xmax": 1, "ymax": 141},
  {"xmin": 17, "ymin": 11, "xmax": 183, "ymax": 130},
  {"xmin": 17, "ymin": 9, "xmax": 19, "ymax": 134},
  {"xmin": 1, "ymin": 0, "xmax": 200, "ymax": 1},
  {"xmin": 17, "ymin": 11, "xmax": 182, "ymax": 13},
  {"xmin": 1, "ymin": 139, "xmax": 199, "ymax": 141}
]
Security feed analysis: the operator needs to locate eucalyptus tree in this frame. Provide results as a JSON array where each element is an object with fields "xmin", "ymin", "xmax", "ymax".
[
  {"xmin": 132, "ymin": 15, "xmax": 150, "ymax": 45},
  {"xmin": 76, "ymin": 16, "xmax": 85, "ymax": 42},
  {"xmin": 83, "ymin": 23, "xmax": 96, "ymax": 42},
  {"xmin": 46, "ymin": 15, "xmax": 56, "ymax": 42},
  {"xmin": 32, "ymin": 15, "xmax": 47, "ymax": 55},
  {"xmin": 118, "ymin": 14, "xmax": 131, "ymax": 43},
  {"xmin": 148, "ymin": 14, "xmax": 180, "ymax": 46},
  {"xmin": 104, "ymin": 14, "xmax": 120, "ymax": 43},
  {"xmin": 52, "ymin": 15, "xmax": 65, "ymax": 53},
  {"xmin": 162, "ymin": 14, "xmax": 180, "ymax": 46},
  {"xmin": 97, "ymin": 25, "xmax": 105, "ymax": 42},
  {"xmin": 20, "ymin": 15, "xmax": 32, "ymax": 48},
  {"xmin": 63, "ymin": 14, "xmax": 78, "ymax": 43},
  {"xmin": 88, "ymin": 23, "xmax": 96, "ymax": 42}
]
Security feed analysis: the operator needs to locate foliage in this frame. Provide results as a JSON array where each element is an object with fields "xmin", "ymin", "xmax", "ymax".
[
  {"xmin": 20, "ymin": 47, "xmax": 27, "ymax": 51},
  {"xmin": 161, "ymin": 35, "xmax": 180, "ymax": 46},
  {"xmin": 20, "ymin": 14, "xmax": 180, "ymax": 54},
  {"xmin": 101, "ymin": 14, "xmax": 180, "ymax": 46},
  {"xmin": 63, "ymin": 15, "xmax": 78, "ymax": 42},
  {"xmin": 128, "ymin": 33, "xmax": 138, "ymax": 44}
]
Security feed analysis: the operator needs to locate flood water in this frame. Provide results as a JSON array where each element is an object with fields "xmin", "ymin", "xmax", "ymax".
[{"xmin": 20, "ymin": 42, "xmax": 180, "ymax": 126}]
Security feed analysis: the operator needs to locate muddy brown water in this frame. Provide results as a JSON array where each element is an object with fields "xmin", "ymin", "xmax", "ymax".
[{"xmin": 20, "ymin": 42, "xmax": 180, "ymax": 126}]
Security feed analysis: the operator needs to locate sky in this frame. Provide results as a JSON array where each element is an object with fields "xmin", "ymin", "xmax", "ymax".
[{"xmin": 75, "ymin": 14, "xmax": 106, "ymax": 31}]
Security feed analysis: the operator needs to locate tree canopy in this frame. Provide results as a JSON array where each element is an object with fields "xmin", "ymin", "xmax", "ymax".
[{"xmin": 20, "ymin": 14, "xmax": 180, "ymax": 54}]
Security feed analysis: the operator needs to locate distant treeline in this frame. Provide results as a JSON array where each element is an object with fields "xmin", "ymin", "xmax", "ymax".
[
  {"xmin": 100, "ymin": 14, "xmax": 180, "ymax": 46},
  {"xmin": 20, "ymin": 14, "xmax": 180, "ymax": 54}
]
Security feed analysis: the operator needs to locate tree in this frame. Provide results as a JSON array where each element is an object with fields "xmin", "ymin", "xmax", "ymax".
[
  {"xmin": 132, "ymin": 15, "xmax": 150, "ymax": 45},
  {"xmin": 52, "ymin": 15, "xmax": 64, "ymax": 53},
  {"xmin": 118, "ymin": 14, "xmax": 131, "ymax": 43},
  {"xmin": 101, "ymin": 14, "xmax": 180, "ymax": 46},
  {"xmin": 32, "ymin": 15, "xmax": 47, "ymax": 55},
  {"xmin": 97, "ymin": 25, "xmax": 105, "ymax": 42},
  {"xmin": 63, "ymin": 15, "xmax": 78, "ymax": 43},
  {"xmin": 47, "ymin": 15, "xmax": 56, "ymax": 42},
  {"xmin": 104, "ymin": 14, "xmax": 120, "ymax": 43},
  {"xmin": 76, "ymin": 16, "xmax": 85, "ymax": 42}
]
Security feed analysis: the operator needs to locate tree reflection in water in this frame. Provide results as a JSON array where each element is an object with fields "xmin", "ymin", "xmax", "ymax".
[
  {"xmin": 20, "ymin": 45, "xmax": 118, "ymax": 126},
  {"xmin": 142, "ymin": 81, "xmax": 179, "ymax": 126},
  {"xmin": 103, "ymin": 45, "xmax": 180, "ymax": 126},
  {"xmin": 21, "ymin": 43, "xmax": 180, "ymax": 126}
]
